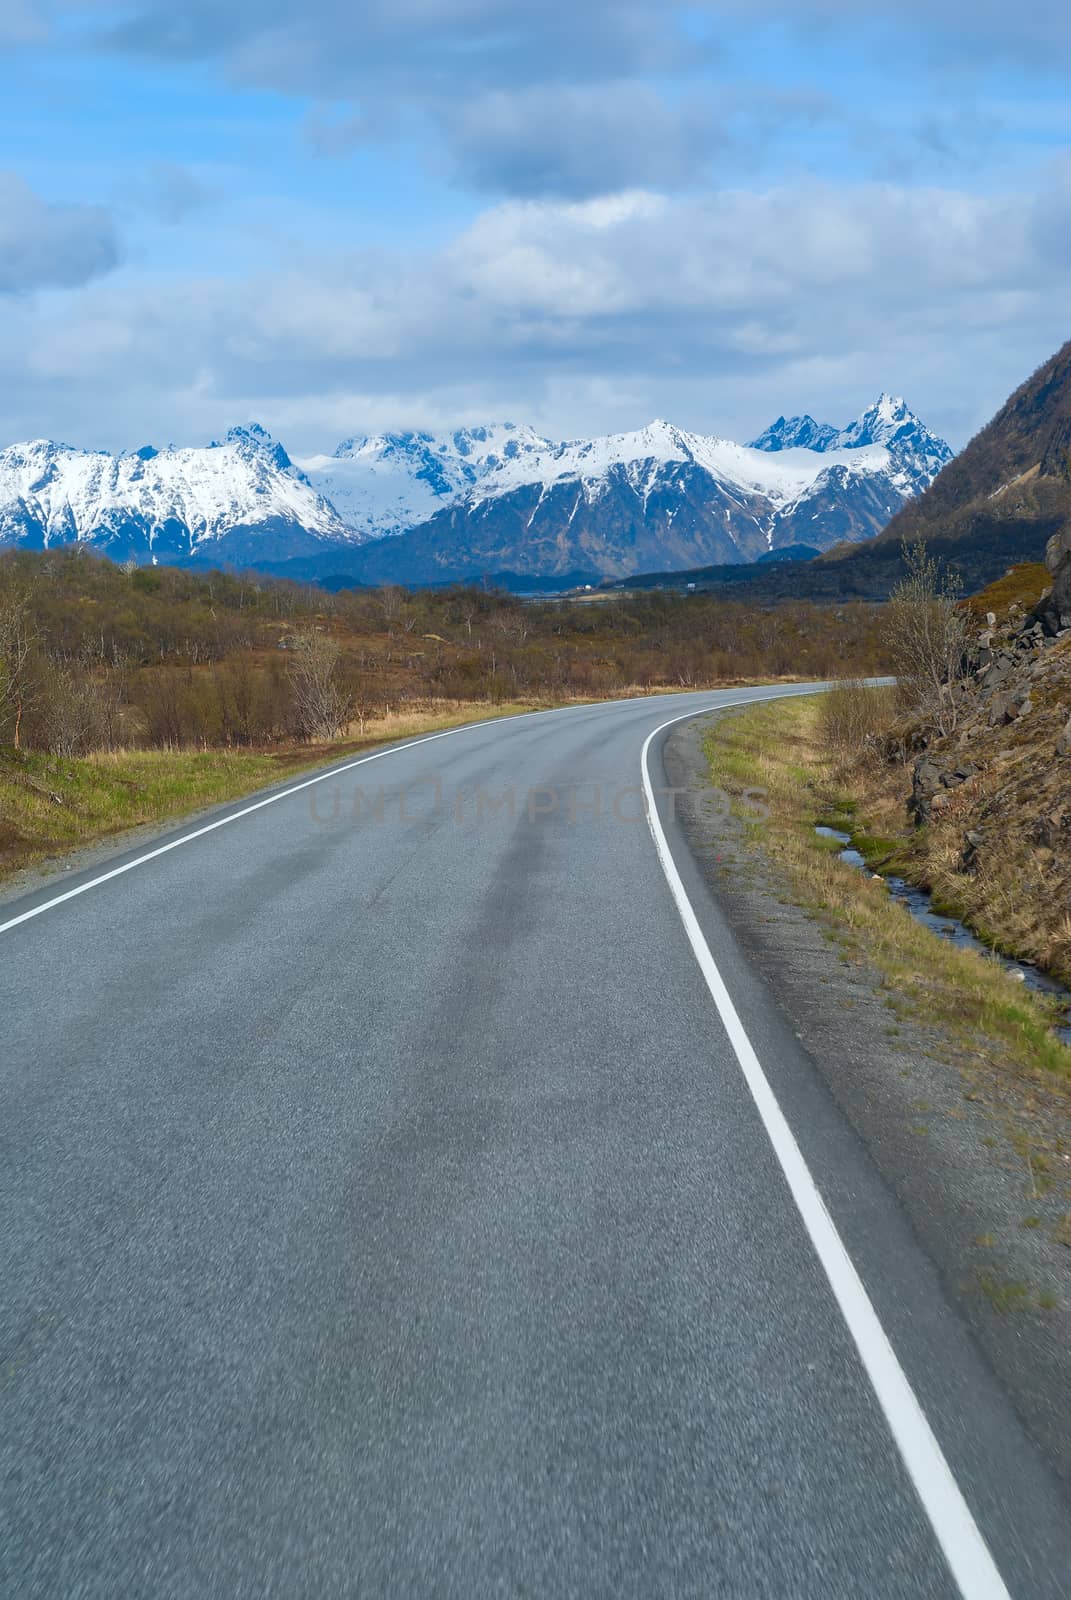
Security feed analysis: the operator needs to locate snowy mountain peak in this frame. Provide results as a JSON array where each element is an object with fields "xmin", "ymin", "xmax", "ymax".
[
  {"xmin": 837, "ymin": 394, "xmax": 902, "ymax": 446},
  {"xmin": 748, "ymin": 415, "xmax": 839, "ymax": 453},
  {"xmin": 835, "ymin": 394, "xmax": 932, "ymax": 450},
  {"xmin": 224, "ymin": 421, "xmax": 275, "ymax": 445},
  {"xmin": 220, "ymin": 422, "xmax": 294, "ymax": 472},
  {"xmin": 0, "ymin": 428, "xmax": 357, "ymax": 564},
  {"xmin": 750, "ymin": 396, "xmax": 952, "ymax": 479},
  {"xmin": 295, "ymin": 423, "xmax": 553, "ymax": 542},
  {"xmin": 449, "ymin": 422, "xmax": 538, "ymax": 458}
]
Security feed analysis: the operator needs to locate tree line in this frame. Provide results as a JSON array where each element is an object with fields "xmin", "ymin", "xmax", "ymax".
[{"xmin": 0, "ymin": 546, "xmax": 894, "ymax": 757}]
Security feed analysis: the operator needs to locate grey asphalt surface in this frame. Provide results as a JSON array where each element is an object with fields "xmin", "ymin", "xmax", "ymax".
[{"xmin": 2, "ymin": 685, "xmax": 1069, "ymax": 1599}]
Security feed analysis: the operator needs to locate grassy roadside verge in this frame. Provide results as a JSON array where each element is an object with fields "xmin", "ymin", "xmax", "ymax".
[
  {"xmin": 0, "ymin": 698, "xmax": 549, "ymax": 885},
  {"xmin": 704, "ymin": 695, "xmax": 1071, "ymax": 1087}
]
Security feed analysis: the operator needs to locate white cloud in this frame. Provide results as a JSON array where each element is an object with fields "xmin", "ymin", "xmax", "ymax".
[
  {"xmin": 1, "ymin": 175, "xmax": 1067, "ymax": 451},
  {"xmin": 79, "ymin": 0, "xmax": 1070, "ymax": 202}
]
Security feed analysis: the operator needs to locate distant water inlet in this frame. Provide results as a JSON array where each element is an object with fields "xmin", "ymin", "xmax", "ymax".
[{"xmin": 814, "ymin": 826, "xmax": 1071, "ymax": 1047}]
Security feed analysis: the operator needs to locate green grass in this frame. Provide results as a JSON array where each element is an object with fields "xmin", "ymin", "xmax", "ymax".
[
  {"xmin": 1, "ymin": 747, "xmax": 293, "ymax": 869},
  {"xmin": 972, "ymin": 1269, "xmax": 1057, "ymax": 1315},
  {"xmin": 852, "ymin": 834, "xmax": 903, "ymax": 865}
]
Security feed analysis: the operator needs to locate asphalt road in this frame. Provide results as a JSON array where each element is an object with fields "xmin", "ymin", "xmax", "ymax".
[{"xmin": 2, "ymin": 685, "xmax": 1069, "ymax": 1598}]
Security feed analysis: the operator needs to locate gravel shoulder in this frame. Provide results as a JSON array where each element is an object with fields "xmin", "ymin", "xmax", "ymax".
[{"xmin": 667, "ymin": 707, "xmax": 1071, "ymax": 1492}]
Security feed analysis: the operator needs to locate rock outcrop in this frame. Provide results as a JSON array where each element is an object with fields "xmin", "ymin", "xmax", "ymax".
[{"xmin": 1034, "ymin": 523, "xmax": 1071, "ymax": 634}]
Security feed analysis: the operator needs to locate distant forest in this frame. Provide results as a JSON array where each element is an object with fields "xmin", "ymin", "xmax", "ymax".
[{"xmin": 0, "ymin": 548, "xmax": 892, "ymax": 756}]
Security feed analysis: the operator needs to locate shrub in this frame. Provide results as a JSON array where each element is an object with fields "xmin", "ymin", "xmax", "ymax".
[{"xmin": 820, "ymin": 678, "xmax": 888, "ymax": 756}]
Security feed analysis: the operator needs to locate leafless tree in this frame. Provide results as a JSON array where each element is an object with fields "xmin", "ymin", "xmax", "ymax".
[
  {"xmin": 36, "ymin": 660, "xmax": 123, "ymax": 757},
  {"xmin": 0, "ymin": 585, "xmax": 37, "ymax": 749},
  {"xmin": 378, "ymin": 586, "xmax": 406, "ymax": 625},
  {"xmin": 884, "ymin": 541, "xmax": 970, "ymax": 735}
]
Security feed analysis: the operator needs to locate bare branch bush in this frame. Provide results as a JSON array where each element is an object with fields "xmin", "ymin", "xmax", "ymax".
[
  {"xmin": 287, "ymin": 632, "xmax": 353, "ymax": 741},
  {"xmin": 33, "ymin": 657, "xmax": 124, "ymax": 757}
]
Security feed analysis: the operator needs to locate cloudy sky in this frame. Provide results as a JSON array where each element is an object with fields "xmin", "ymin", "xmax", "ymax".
[{"xmin": 1, "ymin": 1, "xmax": 1069, "ymax": 452}]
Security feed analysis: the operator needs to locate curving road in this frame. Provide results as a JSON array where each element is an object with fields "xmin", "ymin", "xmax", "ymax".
[{"xmin": 1, "ymin": 685, "xmax": 1069, "ymax": 1598}]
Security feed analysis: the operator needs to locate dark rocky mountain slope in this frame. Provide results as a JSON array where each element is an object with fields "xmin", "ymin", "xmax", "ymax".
[{"xmin": 631, "ymin": 341, "xmax": 1071, "ymax": 601}]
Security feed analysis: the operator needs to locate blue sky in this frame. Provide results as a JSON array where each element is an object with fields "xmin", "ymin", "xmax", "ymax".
[{"xmin": 1, "ymin": 1, "xmax": 1068, "ymax": 452}]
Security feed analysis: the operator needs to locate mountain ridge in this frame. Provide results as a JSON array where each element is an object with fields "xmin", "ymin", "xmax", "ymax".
[
  {"xmin": 336, "ymin": 398, "xmax": 951, "ymax": 584},
  {"xmin": 0, "ymin": 397, "xmax": 952, "ymax": 583},
  {"xmin": 0, "ymin": 424, "xmax": 359, "ymax": 566},
  {"xmin": 615, "ymin": 344, "xmax": 1071, "ymax": 601}
]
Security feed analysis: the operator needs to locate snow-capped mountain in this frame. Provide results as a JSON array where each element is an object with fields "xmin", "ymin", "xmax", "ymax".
[
  {"xmin": 0, "ymin": 397, "xmax": 953, "ymax": 583},
  {"xmin": 0, "ymin": 424, "xmax": 359, "ymax": 566},
  {"xmin": 750, "ymin": 393, "xmax": 952, "ymax": 483},
  {"xmin": 754, "ymin": 396, "xmax": 954, "ymax": 555},
  {"xmin": 343, "ymin": 399, "xmax": 953, "ymax": 585},
  {"xmin": 832, "ymin": 392, "xmax": 947, "ymax": 453},
  {"xmin": 747, "ymin": 415, "xmax": 840, "ymax": 453},
  {"xmin": 294, "ymin": 423, "xmax": 549, "ymax": 541}
]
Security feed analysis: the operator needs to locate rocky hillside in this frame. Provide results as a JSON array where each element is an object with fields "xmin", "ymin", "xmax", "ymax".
[
  {"xmin": 898, "ymin": 536, "xmax": 1071, "ymax": 979},
  {"xmin": 831, "ymin": 339, "xmax": 1071, "ymax": 567}
]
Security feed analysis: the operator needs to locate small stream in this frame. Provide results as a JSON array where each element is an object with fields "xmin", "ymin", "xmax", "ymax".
[{"xmin": 815, "ymin": 825, "xmax": 1071, "ymax": 1046}]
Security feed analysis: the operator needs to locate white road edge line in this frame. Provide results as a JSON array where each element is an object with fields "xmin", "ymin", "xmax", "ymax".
[
  {"xmin": 641, "ymin": 704, "xmax": 1012, "ymax": 1600},
  {"xmin": 0, "ymin": 687, "xmax": 786, "ymax": 939}
]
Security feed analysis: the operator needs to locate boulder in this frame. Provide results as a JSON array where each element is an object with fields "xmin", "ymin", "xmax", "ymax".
[
  {"xmin": 988, "ymin": 691, "xmax": 1015, "ymax": 726},
  {"xmin": 1046, "ymin": 524, "xmax": 1071, "ymax": 573},
  {"xmin": 1031, "ymin": 810, "xmax": 1070, "ymax": 848},
  {"xmin": 909, "ymin": 757, "xmax": 943, "ymax": 823},
  {"xmin": 908, "ymin": 757, "xmax": 975, "ymax": 821},
  {"xmin": 982, "ymin": 654, "xmax": 1015, "ymax": 689},
  {"xmin": 941, "ymin": 762, "xmax": 978, "ymax": 788},
  {"xmin": 1033, "ymin": 528, "xmax": 1071, "ymax": 634}
]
